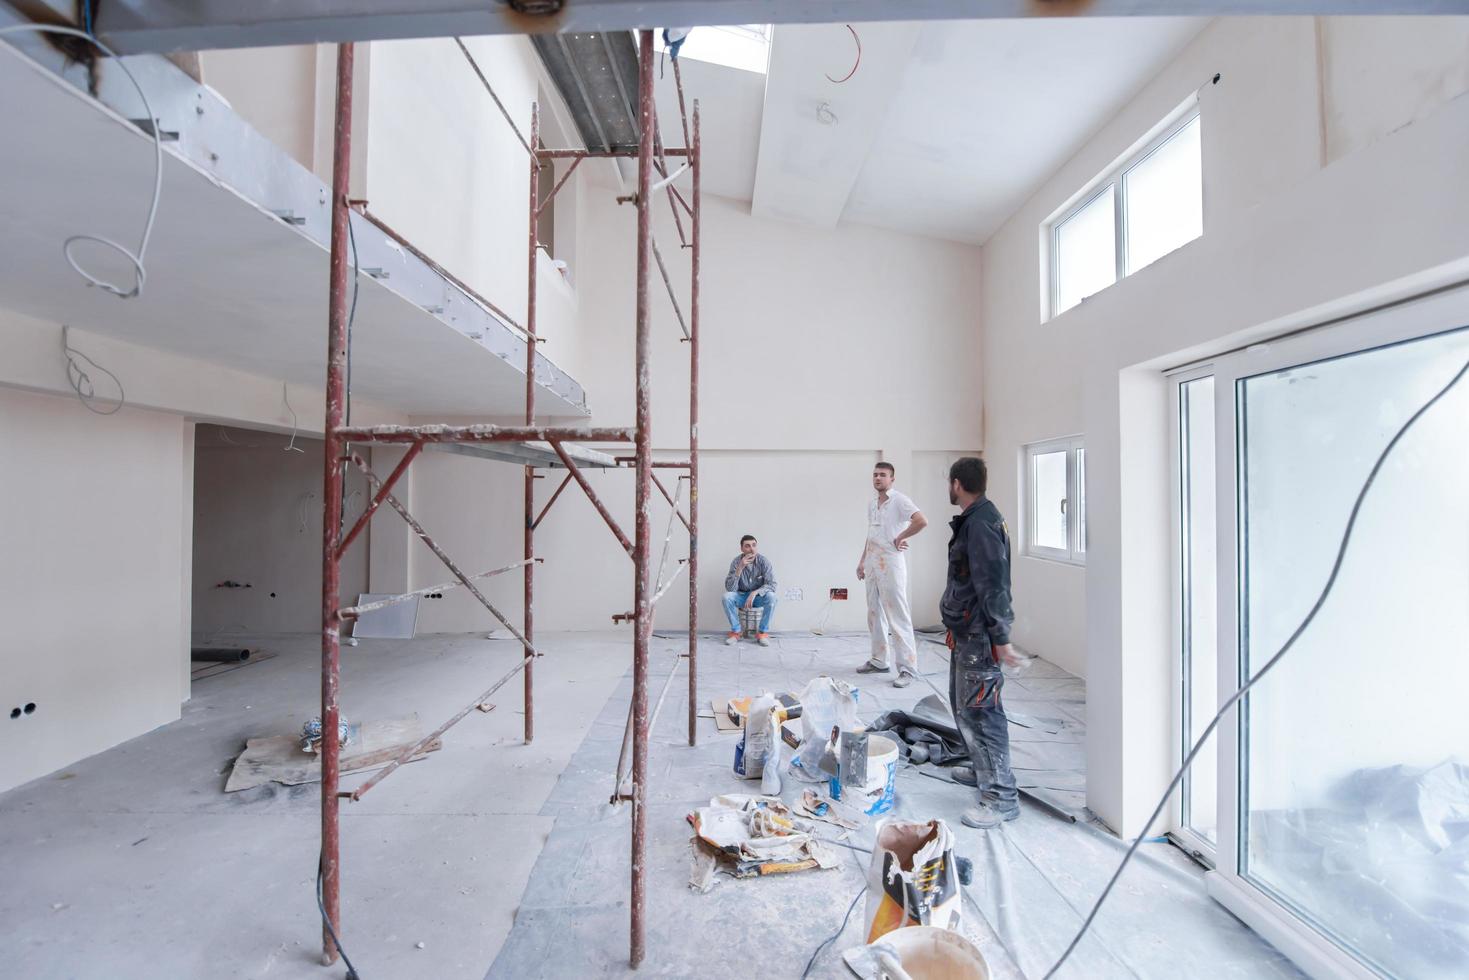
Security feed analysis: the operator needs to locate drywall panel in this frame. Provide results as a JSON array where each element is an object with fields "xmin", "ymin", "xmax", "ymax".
[
  {"xmin": 0, "ymin": 387, "xmax": 187, "ymax": 793},
  {"xmin": 191, "ymin": 427, "xmax": 368, "ymax": 635},
  {"xmin": 979, "ymin": 15, "xmax": 1469, "ymax": 833}
]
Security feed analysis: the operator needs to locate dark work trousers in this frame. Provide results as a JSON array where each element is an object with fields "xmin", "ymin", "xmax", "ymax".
[{"xmin": 948, "ymin": 632, "xmax": 1019, "ymax": 814}]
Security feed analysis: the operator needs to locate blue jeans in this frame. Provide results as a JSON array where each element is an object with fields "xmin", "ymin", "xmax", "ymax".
[
  {"xmin": 949, "ymin": 633, "xmax": 1018, "ymax": 813},
  {"xmin": 723, "ymin": 591, "xmax": 776, "ymax": 633}
]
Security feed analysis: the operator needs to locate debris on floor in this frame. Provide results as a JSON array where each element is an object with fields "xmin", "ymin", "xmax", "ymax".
[
  {"xmin": 300, "ymin": 714, "xmax": 352, "ymax": 752},
  {"xmin": 686, "ymin": 794, "xmax": 841, "ymax": 879},
  {"xmin": 224, "ymin": 714, "xmax": 440, "ymax": 792},
  {"xmin": 865, "ymin": 818, "xmax": 963, "ymax": 943},
  {"xmin": 794, "ymin": 788, "xmax": 865, "ymax": 830}
]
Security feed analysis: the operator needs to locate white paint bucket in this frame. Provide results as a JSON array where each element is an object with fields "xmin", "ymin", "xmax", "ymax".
[{"xmin": 862, "ymin": 733, "xmax": 900, "ymax": 814}]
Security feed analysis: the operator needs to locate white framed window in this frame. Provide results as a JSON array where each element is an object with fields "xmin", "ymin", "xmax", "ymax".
[
  {"xmin": 1021, "ymin": 436, "xmax": 1085, "ymax": 564},
  {"xmin": 1046, "ymin": 104, "xmax": 1202, "ymax": 319}
]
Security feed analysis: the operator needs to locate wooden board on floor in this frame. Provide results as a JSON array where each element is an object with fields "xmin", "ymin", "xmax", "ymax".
[{"xmin": 224, "ymin": 714, "xmax": 440, "ymax": 792}]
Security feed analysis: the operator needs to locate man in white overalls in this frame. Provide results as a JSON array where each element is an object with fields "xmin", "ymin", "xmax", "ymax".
[{"xmin": 855, "ymin": 462, "xmax": 929, "ymax": 688}]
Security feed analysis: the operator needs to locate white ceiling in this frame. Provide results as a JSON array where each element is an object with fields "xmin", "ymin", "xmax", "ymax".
[{"xmin": 685, "ymin": 17, "xmax": 1208, "ymax": 243}]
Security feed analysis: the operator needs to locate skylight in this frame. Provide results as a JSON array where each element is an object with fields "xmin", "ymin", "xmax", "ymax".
[{"xmin": 653, "ymin": 25, "xmax": 771, "ymax": 75}]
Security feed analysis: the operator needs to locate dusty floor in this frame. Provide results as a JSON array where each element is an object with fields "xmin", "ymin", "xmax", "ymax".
[{"xmin": 0, "ymin": 630, "xmax": 1302, "ymax": 979}]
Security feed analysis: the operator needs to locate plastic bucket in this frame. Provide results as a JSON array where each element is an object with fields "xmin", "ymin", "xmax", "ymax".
[
  {"xmin": 878, "ymin": 925, "xmax": 990, "ymax": 979},
  {"xmin": 862, "ymin": 733, "xmax": 899, "ymax": 815}
]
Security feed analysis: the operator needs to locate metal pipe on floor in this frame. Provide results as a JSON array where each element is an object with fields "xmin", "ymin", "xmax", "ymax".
[
  {"xmin": 687, "ymin": 101, "xmax": 701, "ymax": 749},
  {"xmin": 629, "ymin": 27, "xmax": 655, "ymax": 970},
  {"xmin": 318, "ymin": 39, "xmax": 355, "ymax": 969}
]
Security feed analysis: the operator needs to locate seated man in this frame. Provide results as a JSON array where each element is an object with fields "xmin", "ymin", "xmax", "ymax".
[{"xmin": 723, "ymin": 534, "xmax": 777, "ymax": 647}]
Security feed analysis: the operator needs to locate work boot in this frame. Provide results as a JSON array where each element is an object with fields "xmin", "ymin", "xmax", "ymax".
[
  {"xmin": 757, "ymin": 633, "xmax": 771, "ymax": 647},
  {"xmin": 725, "ymin": 632, "xmax": 739, "ymax": 645},
  {"xmin": 855, "ymin": 661, "xmax": 888, "ymax": 675},
  {"xmin": 961, "ymin": 803, "xmax": 1019, "ymax": 830},
  {"xmin": 893, "ymin": 672, "xmax": 914, "ymax": 689},
  {"xmin": 951, "ymin": 766, "xmax": 977, "ymax": 787}
]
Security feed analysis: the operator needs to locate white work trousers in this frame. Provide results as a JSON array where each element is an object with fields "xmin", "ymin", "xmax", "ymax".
[{"xmin": 863, "ymin": 548, "xmax": 917, "ymax": 675}]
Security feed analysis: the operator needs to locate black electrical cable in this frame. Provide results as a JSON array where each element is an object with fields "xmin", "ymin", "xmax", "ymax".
[
  {"xmin": 1045, "ymin": 350, "xmax": 1469, "ymax": 978},
  {"xmin": 801, "ymin": 884, "xmax": 867, "ymax": 979},
  {"xmin": 317, "ymin": 849, "xmax": 361, "ymax": 980}
]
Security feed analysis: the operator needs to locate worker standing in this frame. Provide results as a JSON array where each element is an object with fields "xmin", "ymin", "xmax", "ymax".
[
  {"xmin": 855, "ymin": 462, "xmax": 928, "ymax": 688},
  {"xmin": 940, "ymin": 456, "xmax": 1021, "ymax": 829}
]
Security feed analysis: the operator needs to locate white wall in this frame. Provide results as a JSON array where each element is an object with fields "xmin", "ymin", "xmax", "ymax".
[
  {"xmin": 0, "ymin": 310, "xmax": 405, "ymax": 788},
  {"xmin": 0, "ymin": 387, "xmax": 188, "ymax": 792},
  {"xmin": 409, "ymin": 191, "xmax": 984, "ymax": 634},
  {"xmin": 978, "ymin": 15, "xmax": 1469, "ymax": 833},
  {"xmin": 191, "ymin": 427, "xmax": 368, "ymax": 635}
]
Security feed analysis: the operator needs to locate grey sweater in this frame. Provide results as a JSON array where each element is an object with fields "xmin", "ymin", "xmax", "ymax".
[{"xmin": 724, "ymin": 554, "xmax": 777, "ymax": 595}]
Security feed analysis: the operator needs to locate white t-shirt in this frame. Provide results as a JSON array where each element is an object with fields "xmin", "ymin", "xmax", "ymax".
[{"xmin": 867, "ymin": 490, "xmax": 919, "ymax": 554}]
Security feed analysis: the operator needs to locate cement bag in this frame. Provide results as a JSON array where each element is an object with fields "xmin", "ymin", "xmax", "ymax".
[
  {"xmin": 789, "ymin": 676, "xmax": 859, "ymax": 782},
  {"xmin": 733, "ymin": 694, "xmax": 777, "ymax": 779},
  {"xmin": 864, "ymin": 818, "xmax": 962, "ymax": 944}
]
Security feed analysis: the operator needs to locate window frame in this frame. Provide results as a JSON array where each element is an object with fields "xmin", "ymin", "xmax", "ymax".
[
  {"xmin": 1046, "ymin": 102, "xmax": 1202, "ymax": 321},
  {"xmin": 1175, "ymin": 283, "xmax": 1469, "ymax": 980},
  {"xmin": 1166, "ymin": 364, "xmax": 1218, "ymax": 868},
  {"xmin": 1021, "ymin": 435, "xmax": 1086, "ymax": 565}
]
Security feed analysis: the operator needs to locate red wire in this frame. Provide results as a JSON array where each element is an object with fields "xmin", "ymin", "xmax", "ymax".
[{"xmin": 825, "ymin": 24, "xmax": 861, "ymax": 84}]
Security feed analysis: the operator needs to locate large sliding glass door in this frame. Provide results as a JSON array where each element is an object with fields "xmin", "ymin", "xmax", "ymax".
[{"xmin": 1174, "ymin": 286, "xmax": 1469, "ymax": 978}]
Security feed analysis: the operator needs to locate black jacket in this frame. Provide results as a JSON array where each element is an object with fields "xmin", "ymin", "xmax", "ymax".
[{"xmin": 939, "ymin": 498, "xmax": 1014, "ymax": 645}]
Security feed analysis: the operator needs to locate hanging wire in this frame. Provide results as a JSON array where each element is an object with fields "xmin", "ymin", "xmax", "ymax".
[
  {"xmin": 282, "ymin": 382, "xmax": 305, "ymax": 452},
  {"xmin": 825, "ymin": 25, "xmax": 862, "ymax": 84},
  {"xmin": 0, "ymin": 24, "xmax": 163, "ymax": 298},
  {"xmin": 60, "ymin": 326, "xmax": 124, "ymax": 415}
]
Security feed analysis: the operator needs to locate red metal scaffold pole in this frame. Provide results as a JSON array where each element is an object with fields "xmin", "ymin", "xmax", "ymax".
[
  {"xmin": 687, "ymin": 101, "xmax": 701, "ymax": 749},
  {"xmin": 628, "ymin": 27, "xmax": 656, "ymax": 969},
  {"xmin": 524, "ymin": 103, "xmax": 540, "ymax": 746},
  {"xmin": 318, "ymin": 40, "xmax": 354, "ymax": 968}
]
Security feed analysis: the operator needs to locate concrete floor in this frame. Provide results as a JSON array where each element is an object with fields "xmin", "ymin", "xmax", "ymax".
[
  {"xmin": 0, "ymin": 632, "xmax": 629, "ymax": 979},
  {"xmin": 0, "ymin": 630, "xmax": 1303, "ymax": 979},
  {"xmin": 487, "ymin": 631, "xmax": 1303, "ymax": 979}
]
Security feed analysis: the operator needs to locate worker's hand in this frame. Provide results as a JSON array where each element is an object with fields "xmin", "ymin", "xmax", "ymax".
[
  {"xmin": 993, "ymin": 643, "xmax": 1023, "ymax": 669},
  {"xmin": 855, "ymin": 563, "xmax": 865, "ymax": 581},
  {"xmin": 894, "ymin": 537, "xmax": 910, "ymax": 552},
  {"xmin": 743, "ymin": 593, "xmax": 756, "ymax": 610},
  {"xmin": 740, "ymin": 554, "xmax": 755, "ymax": 569}
]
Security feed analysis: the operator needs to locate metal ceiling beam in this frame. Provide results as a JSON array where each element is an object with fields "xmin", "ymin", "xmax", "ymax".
[{"xmin": 92, "ymin": 1, "xmax": 1469, "ymax": 54}]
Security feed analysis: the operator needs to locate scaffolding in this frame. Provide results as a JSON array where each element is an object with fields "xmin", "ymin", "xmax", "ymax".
[{"xmin": 316, "ymin": 31, "xmax": 698, "ymax": 969}]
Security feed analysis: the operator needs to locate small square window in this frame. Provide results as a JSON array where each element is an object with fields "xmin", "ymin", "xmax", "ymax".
[{"xmin": 1022, "ymin": 437, "xmax": 1086, "ymax": 564}]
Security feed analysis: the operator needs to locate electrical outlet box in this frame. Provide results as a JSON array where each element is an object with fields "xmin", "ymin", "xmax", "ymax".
[
  {"xmin": 785, "ymin": 588, "xmax": 804, "ymax": 601},
  {"xmin": 830, "ymin": 588, "xmax": 848, "ymax": 600}
]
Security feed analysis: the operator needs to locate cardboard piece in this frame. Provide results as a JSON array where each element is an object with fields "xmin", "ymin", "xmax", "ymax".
[
  {"xmin": 711, "ymin": 698, "xmax": 743, "ymax": 732},
  {"xmin": 225, "ymin": 715, "xmax": 439, "ymax": 792}
]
